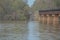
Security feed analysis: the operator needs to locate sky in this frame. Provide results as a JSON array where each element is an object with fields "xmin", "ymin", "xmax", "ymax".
[{"xmin": 27, "ymin": 0, "xmax": 35, "ymax": 7}]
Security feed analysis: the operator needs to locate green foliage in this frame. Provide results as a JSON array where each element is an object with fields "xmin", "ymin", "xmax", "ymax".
[
  {"xmin": 0, "ymin": 0, "xmax": 29, "ymax": 21},
  {"xmin": 53, "ymin": 0, "xmax": 60, "ymax": 8},
  {"xmin": 32, "ymin": 0, "xmax": 60, "ymax": 11}
]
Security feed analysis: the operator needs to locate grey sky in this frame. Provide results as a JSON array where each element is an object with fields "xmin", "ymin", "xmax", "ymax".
[{"xmin": 27, "ymin": 0, "xmax": 35, "ymax": 7}]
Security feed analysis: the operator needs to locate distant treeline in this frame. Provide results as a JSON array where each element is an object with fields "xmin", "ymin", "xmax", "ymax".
[
  {"xmin": 32, "ymin": 0, "xmax": 60, "ymax": 11},
  {"xmin": 0, "ymin": 0, "xmax": 30, "ymax": 21}
]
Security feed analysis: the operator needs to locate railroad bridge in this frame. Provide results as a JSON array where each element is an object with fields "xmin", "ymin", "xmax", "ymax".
[{"xmin": 34, "ymin": 9, "xmax": 60, "ymax": 24}]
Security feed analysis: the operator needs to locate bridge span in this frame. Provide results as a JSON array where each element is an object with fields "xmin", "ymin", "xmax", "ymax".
[{"xmin": 34, "ymin": 9, "xmax": 60, "ymax": 24}]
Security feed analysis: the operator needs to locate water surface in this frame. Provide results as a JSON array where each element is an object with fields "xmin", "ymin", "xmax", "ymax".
[{"xmin": 0, "ymin": 21, "xmax": 60, "ymax": 40}]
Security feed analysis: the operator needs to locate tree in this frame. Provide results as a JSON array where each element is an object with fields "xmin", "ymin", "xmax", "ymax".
[
  {"xmin": 32, "ymin": 0, "xmax": 60, "ymax": 11},
  {"xmin": 53, "ymin": 0, "xmax": 60, "ymax": 8},
  {"xmin": 0, "ymin": 0, "xmax": 30, "ymax": 21}
]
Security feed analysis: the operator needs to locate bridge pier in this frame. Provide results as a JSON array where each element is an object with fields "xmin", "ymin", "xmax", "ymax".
[
  {"xmin": 40, "ymin": 15, "xmax": 42, "ymax": 23},
  {"xmin": 46, "ymin": 15, "xmax": 53, "ymax": 24},
  {"xmin": 52, "ymin": 14, "xmax": 58, "ymax": 25},
  {"xmin": 41, "ymin": 15, "xmax": 44, "ymax": 23},
  {"xmin": 44, "ymin": 15, "xmax": 47, "ymax": 24},
  {"xmin": 46, "ymin": 15, "xmax": 52, "ymax": 24},
  {"xmin": 59, "ymin": 14, "xmax": 60, "ymax": 22},
  {"xmin": 41, "ymin": 15, "xmax": 47, "ymax": 24},
  {"xmin": 39, "ymin": 14, "xmax": 60, "ymax": 25}
]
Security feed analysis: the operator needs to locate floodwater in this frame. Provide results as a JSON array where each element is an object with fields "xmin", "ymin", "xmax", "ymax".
[{"xmin": 0, "ymin": 21, "xmax": 60, "ymax": 40}]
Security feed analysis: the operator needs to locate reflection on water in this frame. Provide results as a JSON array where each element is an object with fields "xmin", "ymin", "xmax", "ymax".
[
  {"xmin": 0, "ymin": 21, "xmax": 60, "ymax": 40},
  {"xmin": 28, "ymin": 21, "xmax": 40, "ymax": 40}
]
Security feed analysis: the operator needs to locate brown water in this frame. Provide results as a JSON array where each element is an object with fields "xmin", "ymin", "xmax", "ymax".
[{"xmin": 0, "ymin": 21, "xmax": 60, "ymax": 40}]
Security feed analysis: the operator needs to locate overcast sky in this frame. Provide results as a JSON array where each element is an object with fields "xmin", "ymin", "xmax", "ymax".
[{"xmin": 27, "ymin": 0, "xmax": 35, "ymax": 7}]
